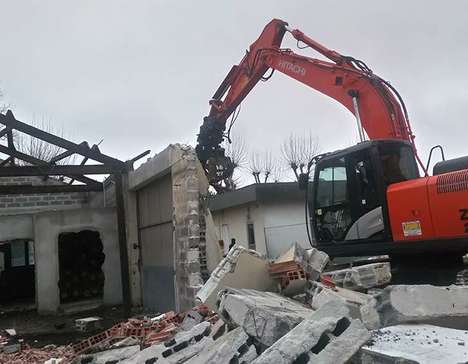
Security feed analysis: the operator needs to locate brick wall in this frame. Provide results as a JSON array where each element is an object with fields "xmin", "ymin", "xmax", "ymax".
[{"xmin": 0, "ymin": 176, "xmax": 89, "ymax": 214}]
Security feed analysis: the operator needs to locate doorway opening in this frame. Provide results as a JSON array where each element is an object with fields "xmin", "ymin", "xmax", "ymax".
[{"xmin": 58, "ymin": 230, "xmax": 105, "ymax": 303}]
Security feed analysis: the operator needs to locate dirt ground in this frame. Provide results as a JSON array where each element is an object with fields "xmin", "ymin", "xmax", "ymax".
[{"xmin": 0, "ymin": 305, "xmax": 137, "ymax": 347}]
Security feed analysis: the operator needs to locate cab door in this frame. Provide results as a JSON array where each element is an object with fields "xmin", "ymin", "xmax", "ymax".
[{"xmin": 313, "ymin": 149, "xmax": 383, "ymax": 243}]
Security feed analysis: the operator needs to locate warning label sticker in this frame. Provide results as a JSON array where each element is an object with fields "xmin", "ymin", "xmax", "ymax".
[{"xmin": 402, "ymin": 221, "xmax": 422, "ymax": 237}]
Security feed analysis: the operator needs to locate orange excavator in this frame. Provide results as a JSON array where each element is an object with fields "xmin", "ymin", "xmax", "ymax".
[{"xmin": 196, "ymin": 19, "xmax": 468, "ymax": 260}]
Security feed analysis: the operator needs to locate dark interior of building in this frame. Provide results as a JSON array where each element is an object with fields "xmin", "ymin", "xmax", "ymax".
[
  {"xmin": 58, "ymin": 230, "xmax": 105, "ymax": 303},
  {"xmin": 0, "ymin": 240, "xmax": 35, "ymax": 305}
]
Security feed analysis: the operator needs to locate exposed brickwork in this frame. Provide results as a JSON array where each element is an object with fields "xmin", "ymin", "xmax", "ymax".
[
  {"xmin": 172, "ymin": 148, "xmax": 205, "ymax": 311},
  {"xmin": 0, "ymin": 176, "xmax": 89, "ymax": 214}
]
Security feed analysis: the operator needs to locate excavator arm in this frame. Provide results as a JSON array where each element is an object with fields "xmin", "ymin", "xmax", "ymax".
[{"xmin": 197, "ymin": 19, "xmax": 423, "ymax": 191}]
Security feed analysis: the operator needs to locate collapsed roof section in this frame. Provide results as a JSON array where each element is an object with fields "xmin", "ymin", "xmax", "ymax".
[{"xmin": 0, "ymin": 110, "xmax": 135, "ymax": 194}]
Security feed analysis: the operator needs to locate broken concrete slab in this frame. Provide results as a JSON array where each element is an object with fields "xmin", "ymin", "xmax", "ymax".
[
  {"xmin": 209, "ymin": 318, "xmax": 227, "ymax": 340},
  {"xmin": 218, "ymin": 288, "xmax": 314, "ymax": 346},
  {"xmin": 360, "ymin": 284, "xmax": 468, "ymax": 329},
  {"xmin": 163, "ymin": 336, "xmax": 214, "ymax": 363},
  {"xmin": 119, "ymin": 343, "xmax": 167, "ymax": 364},
  {"xmin": 110, "ymin": 336, "xmax": 141, "ymax": 348},
  {"xmin": 43, "ymin": 359, "xmax": 63, "ymax": 364},
  {"xmin": 119, "ymin": 322, "xmax": 212, "ymax": 364},
  {"xmin": 252, "ymin": 301, "xmax": 370, "ymax": 364},
  {"xmin": 75, "ymin": 316, "xmax": 103, "ymax": 332},
  {"xmin": 307, "ymin": 281, "xmax": 375, "ymax": 321},
  {"xmin": 79, "ymin": 345, "xmax": 140, "ymax": 364},
  {"xmin": 180, "ymin": 308, "xmax": 204, "ymax": 330},
  {"xmin": 187, "ymin": 327, "xmax": 257, "ymax": 364},
  {"xmin": 359, "ymin": 324, "xmax": 468, "ymax": 363},
  {"xmin": 162, "ymin": 321, "xmax": 211, "ymax": 353},
  {"xmin": 323, "ymin": 262, "xmax": 391, "ymax": 291},
  {"xmin": 196, "ymin": 246, "xmax": 276, "ymax": 309},
  {"xmin": 4, "ymin": 329, "xmax": 16, "ymax": 337}
]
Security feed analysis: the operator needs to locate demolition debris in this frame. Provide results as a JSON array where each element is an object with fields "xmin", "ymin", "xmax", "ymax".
[{"xmin": 2, "ymin": 244, "xmax": 468, "ymax": 363}]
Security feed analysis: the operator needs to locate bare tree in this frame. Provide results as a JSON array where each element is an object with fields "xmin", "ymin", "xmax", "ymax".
[
  {"xmin": 222, "ymin": 133, "xmax": 248, "ymax": 190},
  {"xmin": 0, "ymin": 90, "xmax": 76, "ymax": 168},
  {"xmin": 14, "ymin": 118, "xmax": 76, "ymax": 166},
  {"xmin": 248, "ymin": 150, "xmax": 281, "ymax": 184},
  {"xmin": 223, "ymin": 134, "xmax": 247, "ymax": 172},
  {"xmin": 281, "ymin": 133, "xmax": 320, "ymax": 180},
  {"xmin": 271, "ymin": 163, "xmax": 285, "ymax": 183},
  {"xmin": 0, "ymin": 89, "xmax": 8, "ymax": 114},
  {"xmin": 249, "ymin": 151, "xmax": 262, "ymax": 183}
]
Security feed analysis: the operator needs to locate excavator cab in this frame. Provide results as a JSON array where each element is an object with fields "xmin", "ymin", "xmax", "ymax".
[{"xmin": 312, "ymin": 140, "xmax": 419, "ymax": 244}]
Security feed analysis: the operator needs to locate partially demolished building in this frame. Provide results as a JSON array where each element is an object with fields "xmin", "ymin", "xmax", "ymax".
[
  {"xmin": 0, "ymin": 113, "xmax": 221, "ymax": 317},
  {"xmin": 121, "ymin": 144, "xmax": 220, "ymax": 313}
]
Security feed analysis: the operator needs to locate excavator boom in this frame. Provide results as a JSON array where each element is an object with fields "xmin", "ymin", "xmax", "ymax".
[{"xmin": 197, "ymin": 19, "xmax": 424, "ymax": 191}]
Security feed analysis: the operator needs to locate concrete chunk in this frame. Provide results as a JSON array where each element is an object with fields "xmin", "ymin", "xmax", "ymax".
[
  {"xmin": 75, "ymin": 316, "xmax": 103, "ymax": 332},
  {"xmin": 180, "ymin": 309, "xmax": 204, "ymax": 330},
  {"xmin": 187, "ymin": 327, "xmax": 257, "ymax": 364},
  {"xmin": 361, "ymin": 284, "xmax": 468, "ymax": 329},
  {"xmin": 196, "ymin": 246, "xmax": 276, "ymax": 309},
  {"xmin": 323, "ymin": 262, "xmax": 391, "ymax": 291},
  {"xmin": 307, "ymin": 281, "xmax": 376, "ymax": 321},
  {"xmin": 271, "ymin": 243, "xmax": 329, "ymax": 281},
  {"xmin": 253, "ymin": 301, "xmax": 369, "ymax": 364},
  {"xmin": 165, "ymin": 336, "xmax": 213, "ymax": 363},
  {"xmin": 120, "ymin": 322, "xmax": 212, "ymax": 364},
  {"xmin": 80, "ymin": 345, "xmax": 140, "ymax": 364},
  {"xmin": 218, "ymin": 288, "xmax": 314, "ymax": 346},
  {"xmin": 162, "ymin": 321, "xmax": 211, "ymax": 356}
]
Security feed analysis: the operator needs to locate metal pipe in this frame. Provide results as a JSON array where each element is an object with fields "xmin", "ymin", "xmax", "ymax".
[{"xmin": 351, "ymin": 96, "xmax": 365, "ymax": 142}]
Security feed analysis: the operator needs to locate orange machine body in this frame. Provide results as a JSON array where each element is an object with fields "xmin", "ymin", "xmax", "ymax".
[{"xmin": 388, "ymin": 169, "xmax": 468, "ymax": 242}]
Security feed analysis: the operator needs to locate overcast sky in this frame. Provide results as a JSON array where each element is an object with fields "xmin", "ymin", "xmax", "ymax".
[{"xmin": 1, "ymin": 1, "xmax": 467, "ymax": 184}]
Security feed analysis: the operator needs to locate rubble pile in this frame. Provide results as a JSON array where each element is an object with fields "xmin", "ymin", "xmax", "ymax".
[
  {"xmin": 2, "ymin": 244, "xmax": 468, "ymax": 363},
  {"xmin": 0, "ymin": 343, "xmax": 74, "ymax": 364}
]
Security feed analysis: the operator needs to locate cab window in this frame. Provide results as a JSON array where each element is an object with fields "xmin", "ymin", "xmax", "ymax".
[{"xmin": 314, "ymin": 157, "xmax": 352, "ymax": 242}]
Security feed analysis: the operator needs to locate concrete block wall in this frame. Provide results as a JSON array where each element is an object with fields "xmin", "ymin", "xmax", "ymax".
[
  {"xmin": 0, "ymin": 176, "xmax": 88, "ymax": 215},
  {"xmin": 172, "ymin": 148, "xmax": 205, "ymax": 310}
]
